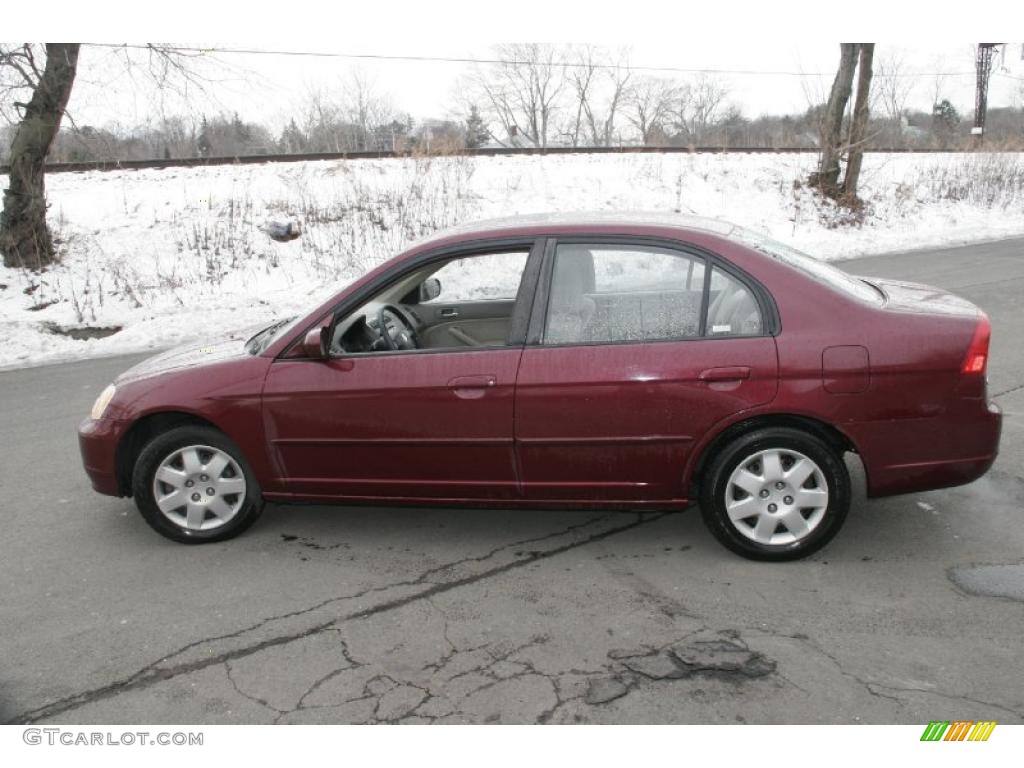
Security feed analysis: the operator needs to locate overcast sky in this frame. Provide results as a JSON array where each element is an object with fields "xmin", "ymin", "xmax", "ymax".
[{"xmin": 56, "ymin": 41, "xmax": 1024, "ymax": 134}]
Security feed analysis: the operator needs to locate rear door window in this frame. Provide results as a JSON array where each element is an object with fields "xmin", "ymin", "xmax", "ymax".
[{"xmin": 543, "ymin": 244, "xmax": 706, "ymax": 344}]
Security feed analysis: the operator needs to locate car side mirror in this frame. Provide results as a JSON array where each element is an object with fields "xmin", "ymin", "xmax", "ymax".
[
  {"xmin": 302, "ymin": 327, "xmax": 328, "ymax": 360},
  {"xmin": 419, "ymin": 277, "xmax": 441, "ymax": 303}
]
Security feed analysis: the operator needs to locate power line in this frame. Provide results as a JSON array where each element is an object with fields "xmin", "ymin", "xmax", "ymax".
[{"xmin": 82, "ymin": 43, "xmax": 980, "ymax": 79}]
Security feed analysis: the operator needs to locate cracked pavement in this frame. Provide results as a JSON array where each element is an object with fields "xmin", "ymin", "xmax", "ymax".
[{"xmin": 2, "ymin": 238, "xmax": 1024, "ymax": 724}]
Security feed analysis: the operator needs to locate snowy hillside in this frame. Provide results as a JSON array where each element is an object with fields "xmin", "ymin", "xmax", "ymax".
[{"xmin": 2, "ymin": 150, "xmax": 1023, "ymax": 370}]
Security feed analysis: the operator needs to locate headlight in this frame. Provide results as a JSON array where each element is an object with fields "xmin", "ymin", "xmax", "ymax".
[{"xmin": 90, "ymin": 384, "xmax": 117, "ymax": 420}]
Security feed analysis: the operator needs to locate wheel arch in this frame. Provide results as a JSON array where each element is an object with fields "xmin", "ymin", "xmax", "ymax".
[
  {"xmin": 115, "ymin": 410, "xmax": 225, "ymax": 496},
  {"xmin": 686, "ymin": 412, "xmax": 860, "ymax": 498}
]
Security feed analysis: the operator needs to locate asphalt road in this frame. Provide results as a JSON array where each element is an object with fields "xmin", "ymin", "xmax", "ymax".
[{"xmin": 2, "ymin": 238, "xmax": 1023, "ymax": 725}]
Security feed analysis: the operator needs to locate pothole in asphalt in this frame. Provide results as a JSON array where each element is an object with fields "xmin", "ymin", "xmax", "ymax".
[
  {"xmin": 949, "ymin": 563, "xmax": 1024, "ymax": 602},
  {"xmin": 586, "ymin": 628, "xmax": 778, "ymax": 708}
]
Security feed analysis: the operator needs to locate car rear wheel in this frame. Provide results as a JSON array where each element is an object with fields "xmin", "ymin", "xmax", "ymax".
[
  {"xmin": 132, "ymin": 425, "xmax": 263, "ymax": 543},
  {"xmin": 699, "ymin": 427, "xmax": 850, "ymax": 561}
]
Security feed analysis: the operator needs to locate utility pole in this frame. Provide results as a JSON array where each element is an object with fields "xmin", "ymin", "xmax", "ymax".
[{"xmin": 972, "ymin": 43, "xmax": 1000, "ymax": 144}]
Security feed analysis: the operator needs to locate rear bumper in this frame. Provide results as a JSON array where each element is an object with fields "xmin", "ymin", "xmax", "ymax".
[
  {"xmin": 78, "ymin": 417, "xmax": 126, "ymax": 496},
  {"xmin": 850, "ymin": 399, "xmax": 1002, "ymax": 497}
]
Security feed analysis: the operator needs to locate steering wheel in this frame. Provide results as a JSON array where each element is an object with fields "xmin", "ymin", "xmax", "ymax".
[{"xmin": 376, "ymin": 305, "xmax": 420, "ymax": 351}]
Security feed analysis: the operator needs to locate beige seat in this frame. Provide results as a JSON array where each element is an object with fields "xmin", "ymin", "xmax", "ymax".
[{"xmin": 545, "ymin": 247, "xmax": 597, "ymax": 343}]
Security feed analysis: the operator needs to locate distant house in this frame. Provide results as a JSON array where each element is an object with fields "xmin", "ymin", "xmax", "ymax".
[{"xmin": 901, "ymin": 114, "xmax": 930, "ymax": 143}]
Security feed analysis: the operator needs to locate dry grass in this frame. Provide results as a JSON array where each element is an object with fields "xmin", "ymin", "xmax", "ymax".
[{"xmin": 914, "ymin": 153, "xmax": 1024, "ymax": 209}]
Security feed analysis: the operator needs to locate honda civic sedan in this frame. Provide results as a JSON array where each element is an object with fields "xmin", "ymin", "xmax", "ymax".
[{"xmin": 78, "ymin": 213, "xmax": 1001, "ymax": 560}]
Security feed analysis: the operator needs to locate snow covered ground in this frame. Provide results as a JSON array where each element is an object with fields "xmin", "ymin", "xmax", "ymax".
[{"xmin": 2, "ymin": 150, "xmax": 1023, "ymax": 370}]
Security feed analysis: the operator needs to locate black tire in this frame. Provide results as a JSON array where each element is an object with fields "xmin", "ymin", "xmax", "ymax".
[
  {"xmin": 699, "ymin": 427, "xmax": 850, "ymax": 561},
  {"xmin": 131, "ymin": 425, "xmax": 264, "ymax": 544}
]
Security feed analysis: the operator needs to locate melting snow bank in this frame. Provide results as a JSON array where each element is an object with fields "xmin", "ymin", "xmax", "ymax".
[{"xmin": 2, "ymin": 150, "xmax": 1024, "ymax": 371}]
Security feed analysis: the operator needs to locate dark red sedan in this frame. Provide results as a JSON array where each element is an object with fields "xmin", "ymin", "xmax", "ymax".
[{"xmin": 78, "ymin": 214, "xmax": 1001, "ymax": 560}]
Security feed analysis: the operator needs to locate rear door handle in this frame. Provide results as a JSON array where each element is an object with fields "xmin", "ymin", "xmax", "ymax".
[{"xmin": 698, "ymin": 366, "xmax": 751, "ymax": 382}]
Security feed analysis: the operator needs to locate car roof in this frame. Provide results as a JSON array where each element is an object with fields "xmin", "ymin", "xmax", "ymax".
[{"xmin": 408, "ymin": 211, "xmax": 741, "ymax": 250}]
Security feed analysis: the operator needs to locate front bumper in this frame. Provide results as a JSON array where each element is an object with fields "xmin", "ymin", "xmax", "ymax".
[{"xmin": 78, "ymin": 417, "xmax": 126, "ymax": 496}]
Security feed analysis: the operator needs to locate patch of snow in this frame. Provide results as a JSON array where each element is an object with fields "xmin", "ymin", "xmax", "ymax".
[{"xmin": 2, "ymin": 151, "xmax": 1023, "ymax": 370}]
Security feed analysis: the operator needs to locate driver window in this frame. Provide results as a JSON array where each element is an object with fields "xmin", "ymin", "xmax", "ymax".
[
  {"xmin": 332, "ymin": 249, "xmax": 531, "ymax": 355},
  {"xmin": 425, "ymin": 252, "xmax": 528, "ymax": 303}
]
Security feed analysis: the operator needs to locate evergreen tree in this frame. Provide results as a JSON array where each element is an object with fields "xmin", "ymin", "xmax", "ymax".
[
  {"xmin": 280, "ymin": 119, "xmax": 305, "ymax": 154},
  {"xmin": 232, "ymin": 112, "xmax": 251, "ymax": 145},
  {"xmin": 931, "ymin": 100, "xmax": 960, "ymax": 148},
  {"xmin": 373, "ymin": 118, "xmax": 412, "ymax": 152},
  {"xmin": 197, "ymin": 116, "xmax": 212, "ymax": 157},
  {"xmin": 465, "ymin": 105, "xmax": 489, "ymax": 149}
]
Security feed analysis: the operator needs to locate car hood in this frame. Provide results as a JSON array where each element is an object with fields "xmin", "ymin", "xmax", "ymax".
[{"xmin": 115, "ymin": 329, "xmax": 258, "ymax": 384}]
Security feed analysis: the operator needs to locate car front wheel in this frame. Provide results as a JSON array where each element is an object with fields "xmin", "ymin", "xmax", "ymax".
[
  {"xmin": 699, "ymin": 427, "xmax": 850, "ymax": 561},
  {"xmin": 132, "ymin": 425, "xmax": 264, "ymax": 543}
]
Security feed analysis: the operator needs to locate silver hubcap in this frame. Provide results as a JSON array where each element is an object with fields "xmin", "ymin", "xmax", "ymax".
[
  {"xmin": 152, "ymin": 445, "xmax": 246, "ymax": 532},
  {"xmin": 725, "ymin": 448, "xmax": 829, "ymax": 546}
]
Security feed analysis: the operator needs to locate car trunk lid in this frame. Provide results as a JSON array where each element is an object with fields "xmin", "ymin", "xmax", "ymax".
[{"xmin": 859, "ymin": 276, "xmax": 981, "ymax": 318}]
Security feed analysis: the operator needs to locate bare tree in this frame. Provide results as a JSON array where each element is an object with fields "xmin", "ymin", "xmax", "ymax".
[
  {"xmin": 564, "ymin": 46, "xmax": 597, "ymax": 147},
  {"xmin": 340, "ymin": 69, "xmax": 396, "ymax": 151},
  {"xmin": 928, "ymin": 57, "xmax": 960, "ymax": 148},
  {"xmin": 928, "ymin": 55, "xmax": 951, "ymax": 111},
  {"xmin": 156, "ymin": 114, "xmax": 200, "ymax": 159},
  {"xmin": 288, "ymin": 75, "xmax": 399, "ymax": 154},
  {"xmin": 467, "ymin": 44, "xmax": 567, "ymax": 147},
  {"xmin": 811, "ymin": 43, "xmax": 876, "ymax": 202},
  {"xmin": 298, "ymin": 85, "xmax": 343, "ymax": 153},
  {"xmin": 875, "ymin": 50, "xmax": 915, "ymax": 144},
  {"xmin": 0, "ymin": 44, "xmax": 79, "ymax": 269},
  {"xmin": 564, "ymin": 45, "xmax": 631, "ymax": 147},
  {"xmin": 672, "ymin": 74, "xmax": 730, "ymax": 143},
  {"xmin": 843, "ymin": 44, "xmax": 875, "ymax": 197},
  {"xmin": 623, "ymin": 75, "xmax": 680, "ymax": 145},
  {"xmin": 810, "ymin": 44, "xmax": 858, "ymax": 197},
  {"xmin": 1, "ymin": 43, "xmax": 222, "ymax": 268}
]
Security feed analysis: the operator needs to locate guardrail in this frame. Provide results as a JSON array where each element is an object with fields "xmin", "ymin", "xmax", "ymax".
[{"xmin": 0, "ymin": 144, "xmax": 1009, "ymax": 175}]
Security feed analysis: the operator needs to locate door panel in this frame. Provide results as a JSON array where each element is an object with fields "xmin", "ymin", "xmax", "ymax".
[
  {"xmin": 416, "ymin": 299, "xmax": 516, "ymax": 326},
  {"xmin": 421, "ymin": 317, "xmax": 512, "ymax": 348},
  {"xmin": 262, "ymin": 349, "xmax": 523, "ymax": 501},
  {"xmin": 417, "ymin": 300, "xmax": 516, "ymax": 348},
  {"xmin": 514, "ymin": 338, "xmax": 778, "ymax": 502}
]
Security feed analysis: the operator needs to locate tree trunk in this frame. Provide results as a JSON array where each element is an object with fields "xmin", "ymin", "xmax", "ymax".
[
  {"xmin": 843, "ymin": 44, "xmax": 875, "ymax": 200},
  {"xmin": 1, "ymin": 43, "xmax": 80, "ymax": 269},
  {"xmin": 810, "ymin": 44, "xmax": 858, "ymax": 197}
]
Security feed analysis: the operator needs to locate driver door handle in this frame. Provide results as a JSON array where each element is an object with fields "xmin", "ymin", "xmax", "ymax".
[
  {"xmin": 440, "ymin": 308, "xmax": 459, "ymax": 318},
  {"xmin": 448, "ymin": 374, "xmax": 495, "ymax": 399},
  {"xmin": 448, "ymin": 375, "xmax": 496, "ymax": 389},
  {"xmin": 448, "ymin": 375, "xmax": 497, "ymax": 399}
]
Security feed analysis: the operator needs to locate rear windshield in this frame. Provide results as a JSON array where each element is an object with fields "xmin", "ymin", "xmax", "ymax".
[{"xmin": 729, "ymin": 227, "xmax": 884, "ymax": 305}]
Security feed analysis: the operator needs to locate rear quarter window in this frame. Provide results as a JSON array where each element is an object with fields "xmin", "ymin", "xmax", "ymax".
[{"xmin": 730, "ymin": 228, "xmax": 884, "ymax": 305}]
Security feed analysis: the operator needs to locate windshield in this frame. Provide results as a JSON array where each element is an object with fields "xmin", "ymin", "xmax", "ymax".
[
  {"xmin": 729, "ymin": 226, "xmax": 884, "ymax": 305},
  {"xmin": 245, "ymin": 316, "xmax": 298, "ymax": 355}
]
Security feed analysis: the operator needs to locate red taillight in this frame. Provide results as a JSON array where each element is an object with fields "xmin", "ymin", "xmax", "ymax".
[{"xmin": 962, "ymin": 314, "xmax": 991, "ymax": 375}]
